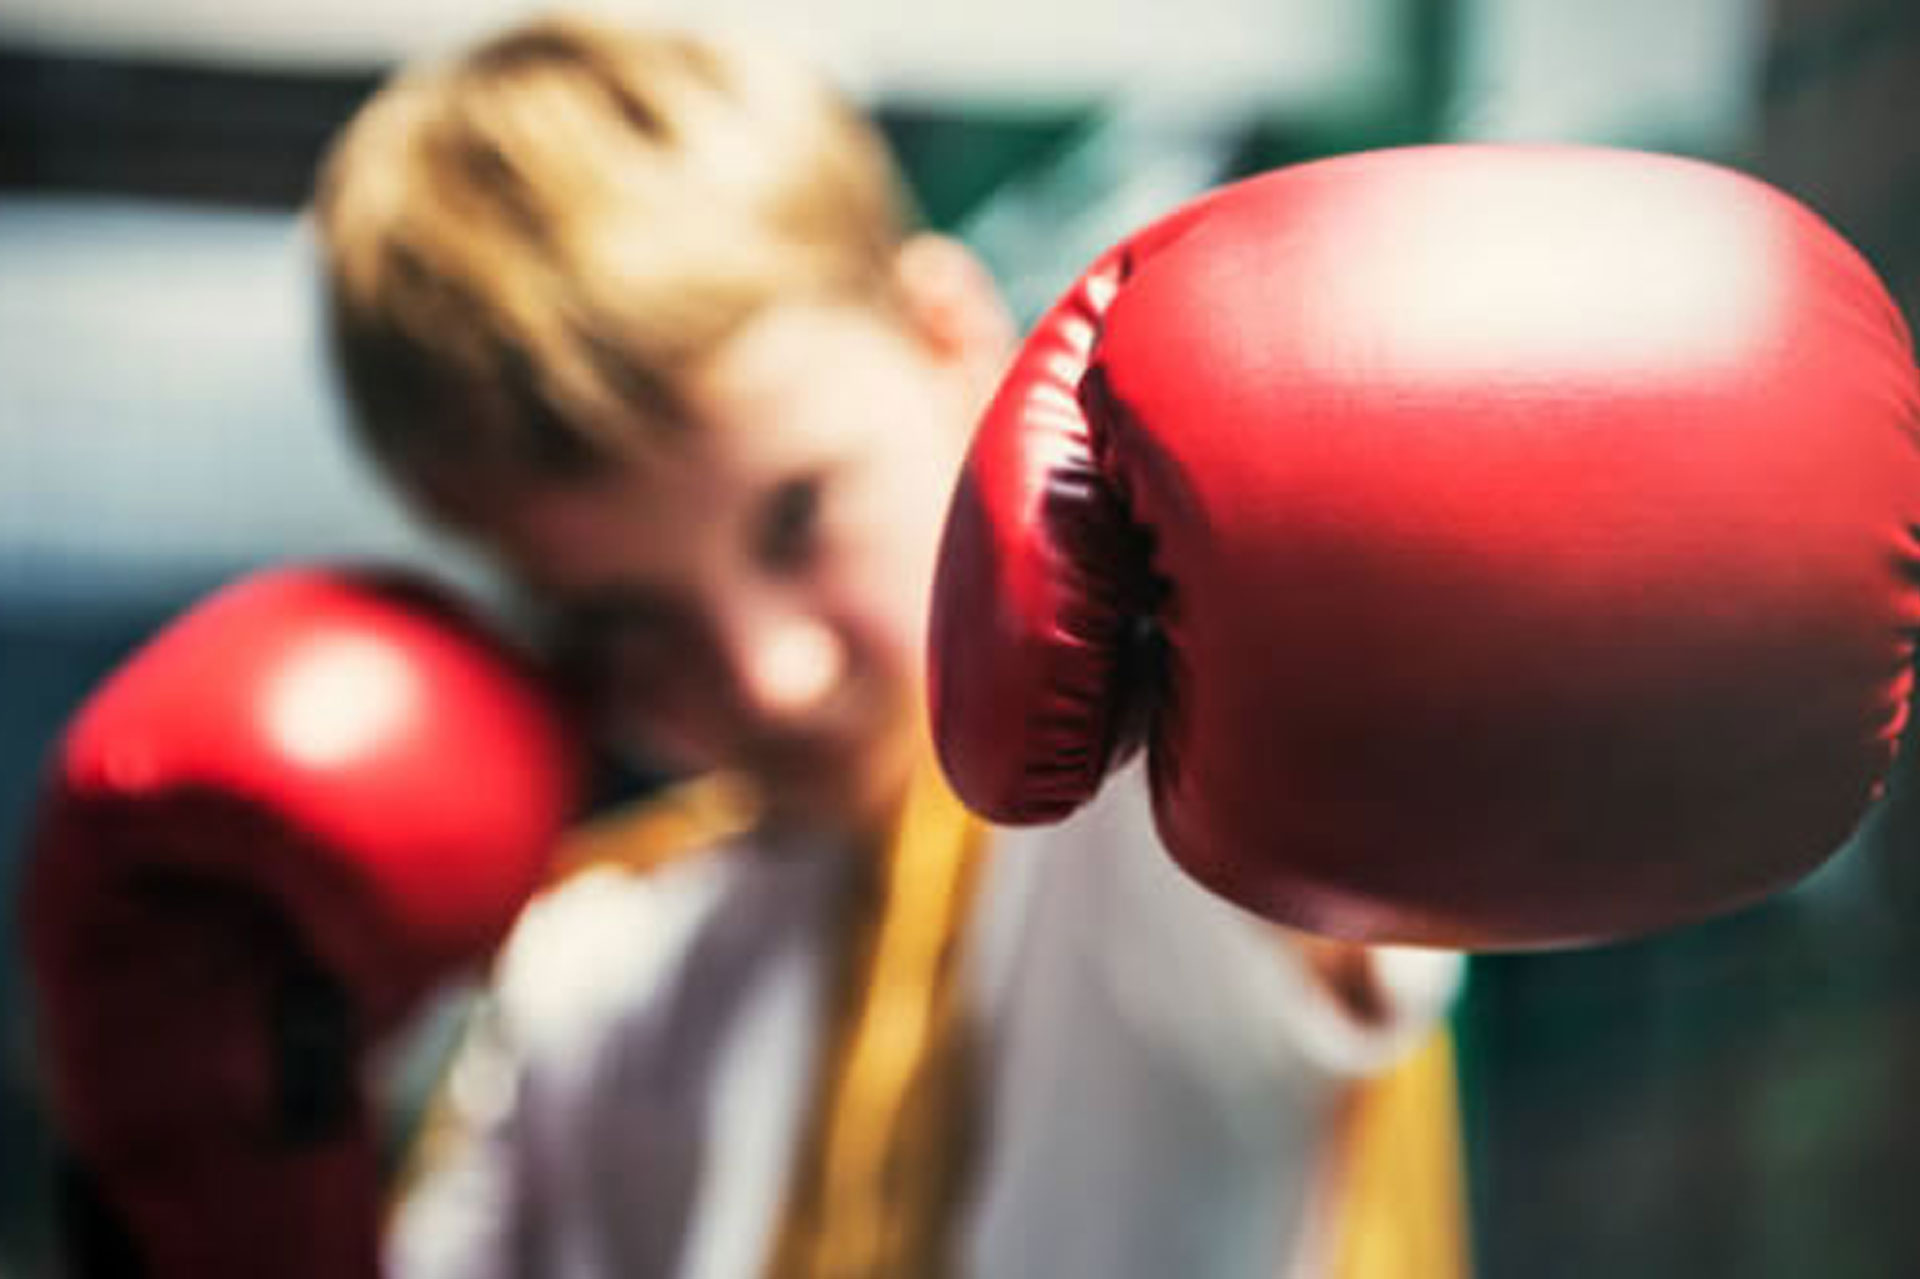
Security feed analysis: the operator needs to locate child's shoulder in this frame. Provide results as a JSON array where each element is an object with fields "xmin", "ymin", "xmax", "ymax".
[
  {"xmin": 489, "ymin": 776, "xmax": 763, "ymax": 1056},
  {"xmin": 547, "ymin": 772, "xmax": 761, "ymax": 884}
]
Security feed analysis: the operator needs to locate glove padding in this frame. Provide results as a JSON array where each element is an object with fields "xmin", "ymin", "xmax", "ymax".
[
  {"xmin": 24, "ymin": 565, "xmax": 581, "ymax": 1276},
  {"xmin": 930, "ymin": 144, "xmax": 1920, "ymax": 948}
]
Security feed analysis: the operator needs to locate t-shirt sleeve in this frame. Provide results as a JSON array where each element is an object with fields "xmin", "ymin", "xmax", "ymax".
[
  {"xmin": 384, "ymin": 860, "xmax": 732, "ymax": 1279},
  {"xmin": 1010, "ymin": 767, "xmax": 1465, "ymax": 1088},
  {"xmin": 384, "ymin": 991, "xmax": 533, "ymax": 1279}
]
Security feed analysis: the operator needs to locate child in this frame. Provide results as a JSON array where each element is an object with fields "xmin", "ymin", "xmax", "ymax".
[{"xmin": 312, "ymin": 13, "xmax": 1465, "ymax": 1277}]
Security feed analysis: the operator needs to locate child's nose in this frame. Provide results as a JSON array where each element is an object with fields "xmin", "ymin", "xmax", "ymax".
[{"xmin": 725, "ymin": 608, "xmax": 844, "ymax": 726}]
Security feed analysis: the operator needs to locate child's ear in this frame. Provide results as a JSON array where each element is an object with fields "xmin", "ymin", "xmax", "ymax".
[{"xmin": 893, "ymin": 234, "xmax": 1015, "ymax": 367}]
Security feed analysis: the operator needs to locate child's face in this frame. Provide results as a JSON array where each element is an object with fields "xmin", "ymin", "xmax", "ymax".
[{"xmin": 471, "ymin": 287, "xmax": 1000, "ymax": 832}]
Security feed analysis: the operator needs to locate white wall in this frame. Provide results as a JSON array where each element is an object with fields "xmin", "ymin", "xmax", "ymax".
[
  {"xmin": 0, "ymin": 0, "xmax": 1404, "ymax": 114},
  {"xmin": 0, "ymin": 198, "xmax": 461, "ymax": 608}
]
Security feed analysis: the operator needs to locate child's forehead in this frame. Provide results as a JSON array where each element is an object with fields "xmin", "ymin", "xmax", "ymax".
[{"xmin": 686, "ymin": 298, "xmax": 926, "ymax": 435}]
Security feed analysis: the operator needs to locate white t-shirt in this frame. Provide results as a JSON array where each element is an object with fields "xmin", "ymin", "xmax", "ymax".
[{"xmin": 388, "ymin": 770, "xmax": 1463, "ymax": 1279}]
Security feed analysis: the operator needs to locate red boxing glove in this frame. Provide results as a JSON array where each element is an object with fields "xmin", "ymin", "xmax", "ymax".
[
  {"xmin": 23, "ymin": 565, "xmax": 582, "ymax": 1276},
  {"xmin": 930, "ymin": 144, "xmax": 1920, "ymax": 948}
]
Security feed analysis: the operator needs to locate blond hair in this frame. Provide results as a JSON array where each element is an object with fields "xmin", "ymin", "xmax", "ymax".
[{"xmin": 314, "ymin": 12, "xmax": 915, "ymax": 487}]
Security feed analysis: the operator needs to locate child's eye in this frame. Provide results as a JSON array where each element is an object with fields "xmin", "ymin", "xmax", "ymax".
[{"xmin": 758, "ymin": 475, "xmax": 823, "ymax": 573}]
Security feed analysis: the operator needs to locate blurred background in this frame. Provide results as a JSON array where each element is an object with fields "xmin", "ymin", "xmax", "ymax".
[{"xmin": 2, "ymin": 0, "xmax": 1918, "ymax": 1274}]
